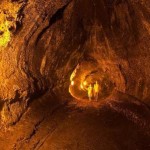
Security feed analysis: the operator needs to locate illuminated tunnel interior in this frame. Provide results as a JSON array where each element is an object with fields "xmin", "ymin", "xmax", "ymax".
[
  {"xmin": 69, "ymin": 61, "xmax": 114, "ymax": 104},
  {"xmin": 0, "ymin": 0, "xmax": 150, "ymax": 149}
]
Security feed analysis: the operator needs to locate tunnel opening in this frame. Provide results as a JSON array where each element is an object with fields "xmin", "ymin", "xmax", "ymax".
[{"xmin": 69, "ymin": 60, "xmax": 115, "ymax": 106}]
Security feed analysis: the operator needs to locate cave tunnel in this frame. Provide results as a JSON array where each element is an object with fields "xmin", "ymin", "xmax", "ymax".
[{"xmin": 0, "ymin": 0, "xmax": 150, "ymax": 149}]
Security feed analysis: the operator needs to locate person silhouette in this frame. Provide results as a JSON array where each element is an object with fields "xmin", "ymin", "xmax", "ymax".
[
  {"xmin": 94, "ymin": 81, "xmax": 99, "ymax": 101},
  {"xmin": 88, "ymin": 84, "xmax": 93, "ymax": 101}
]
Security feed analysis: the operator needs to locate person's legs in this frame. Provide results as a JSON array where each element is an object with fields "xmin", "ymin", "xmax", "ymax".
[
  {"xmin": 96, "ymin": 92, "xmax": 98, "ymax": 101},
  {"xmin": 94, "ymin": 91, "xmax": 96, "ymax": 100},
  {"xmin": 89, "ymin": 96, "xmax": 91, "ymax": 101}
]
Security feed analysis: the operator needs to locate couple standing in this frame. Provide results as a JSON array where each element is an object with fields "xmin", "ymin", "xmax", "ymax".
[{"xmin": 88, "ymin": 81, "xmax": 100, "ymax": 101}]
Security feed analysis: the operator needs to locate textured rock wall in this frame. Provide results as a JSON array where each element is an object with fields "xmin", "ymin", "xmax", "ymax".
[{"xmin": 0, "ymin": 0, "xmax": 150, "ymax": 125}]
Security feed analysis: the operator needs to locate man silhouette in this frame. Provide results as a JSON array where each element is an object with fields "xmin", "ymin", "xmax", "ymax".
[
  {"xmin": 94, "ymin": 81, "xmax": 99, "ymax": 101},
  {"xmin": 88, "ymin": 84, "xmax": 93, "ymax": 101}
]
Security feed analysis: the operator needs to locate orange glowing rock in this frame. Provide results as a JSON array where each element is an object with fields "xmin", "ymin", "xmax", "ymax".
[
  {"xmin": 0, "ymin": 0, "xmax": 23, "ymax": 47},
  {"xmin": 83, "ymin": 81, "xmax": 87, "ymax": 86},
  {"xmin": 71, "ymin": 81, "xmax": 74, "ymax": 86},
  {"xmin": 80, "ymin": 84, "xmax": 83, "ymax": 89}
]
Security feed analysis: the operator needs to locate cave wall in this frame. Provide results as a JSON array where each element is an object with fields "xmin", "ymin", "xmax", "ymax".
[{"xmin": 0, "ymin": 0, "xmax": 150, "ymax": 125}]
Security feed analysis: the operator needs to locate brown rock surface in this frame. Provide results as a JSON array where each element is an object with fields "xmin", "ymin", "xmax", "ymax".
[{"xmin": 0, "ymin": 0, "xmax": 150, "ymax": 149}]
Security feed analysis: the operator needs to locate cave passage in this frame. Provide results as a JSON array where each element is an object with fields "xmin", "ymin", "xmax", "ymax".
[
  {"xmin": 0, "ymin": 0, "xmax": 150, "ymax": 149},
  {"xmin": 69, "ymin": 61, "xmax": 114, "ymax": 105}
]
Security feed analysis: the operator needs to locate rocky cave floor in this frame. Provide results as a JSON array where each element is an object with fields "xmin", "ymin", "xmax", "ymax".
[{"xmin": 0, "ymin": 91, "xmax": 150, "ymax": 150}]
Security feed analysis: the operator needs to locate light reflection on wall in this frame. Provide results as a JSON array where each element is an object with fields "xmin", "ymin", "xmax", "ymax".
[
  {"xmin": 0, "ymin": 21, "xmax": 11, "ymax": 47},
  {"xmin": 0, "ymin": 0, "xmax": 24, "ymax": 47}
]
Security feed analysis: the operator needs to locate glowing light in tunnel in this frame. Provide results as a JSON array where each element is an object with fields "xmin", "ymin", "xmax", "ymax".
[
  {"xmin": 83, "ymin": 81, "xmax": 87, "ymax": 86},
  {"xmin": 70, "ymin": 69, "xmax": 77, "ymax": 81},
  {"xmin": 71, "ymin": 81, "xmax": 74, "ymax": 86},
  {"xmin": 80, "ymin": 84, "xmax": 83, "ymax": 89}
]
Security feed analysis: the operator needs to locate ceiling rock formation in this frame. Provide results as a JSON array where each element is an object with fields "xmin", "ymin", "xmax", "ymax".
[{"xmin": 0, "ymin": 0, "xmax": 150, "ymax": 128}]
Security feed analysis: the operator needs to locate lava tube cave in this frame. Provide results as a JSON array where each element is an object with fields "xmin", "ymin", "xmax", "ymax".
[{"xmin": 0, "ymin": 0, "xmax": 150, "ymax": 150}]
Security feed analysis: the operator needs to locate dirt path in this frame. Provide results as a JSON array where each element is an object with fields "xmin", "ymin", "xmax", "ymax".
[{"xmin": 0, "ymin": 91, "xmax": 150, "ymax": 150}]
